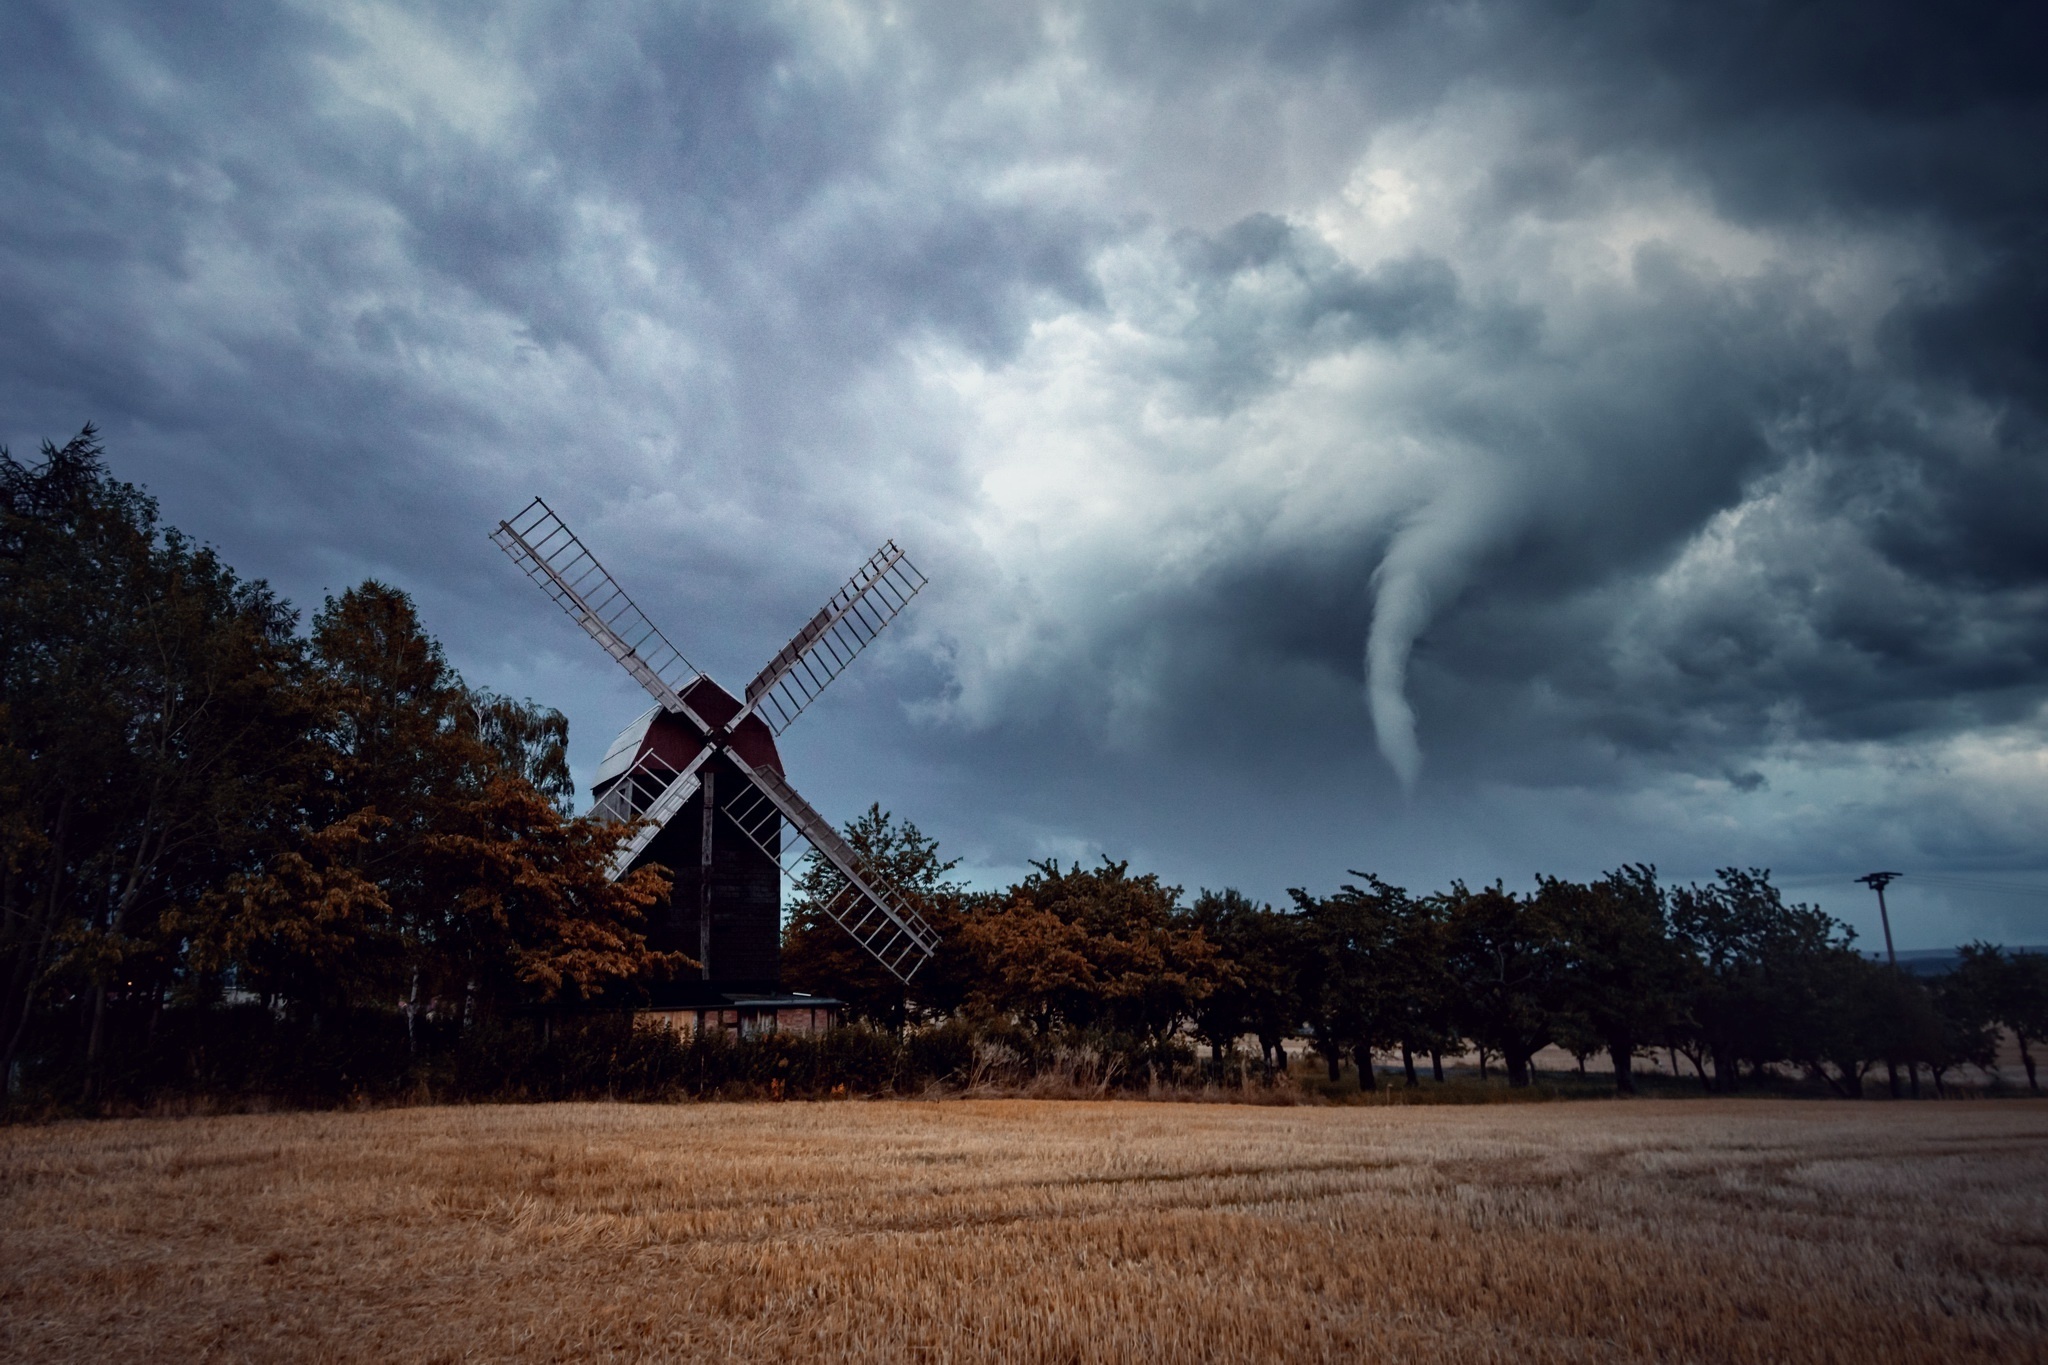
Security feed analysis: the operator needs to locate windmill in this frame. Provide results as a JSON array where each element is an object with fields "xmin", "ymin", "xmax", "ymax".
[{"xmin": 491, "ymin": 499, "xmax": 939, "ymax": 1025}]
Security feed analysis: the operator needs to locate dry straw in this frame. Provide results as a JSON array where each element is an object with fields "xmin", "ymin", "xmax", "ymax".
[{"xmin": 4, "ymin": 1099, "xmax": 2046, "ymax": 1361}]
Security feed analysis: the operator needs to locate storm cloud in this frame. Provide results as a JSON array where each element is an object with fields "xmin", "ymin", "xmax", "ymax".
[{"xmin": 3, "ymin": 0, "xmax": 2044, "ymax": 945}]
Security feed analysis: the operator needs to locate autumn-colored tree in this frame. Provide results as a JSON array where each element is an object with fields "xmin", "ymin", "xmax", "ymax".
[
  {"xmin": 960, "ymin": 859, "xmax": 1221, "ymax": 1044},
  {"xmin": 193, "ymin": 581, "xmax": 675, "ymax": 1023},
  {"xmin": 958, "ymin": 898, "xmax": 1100, "ymax": 1038},
  {"xmin": 419, "ymin": 774, "xmax": 678, "ymax": 1007}
]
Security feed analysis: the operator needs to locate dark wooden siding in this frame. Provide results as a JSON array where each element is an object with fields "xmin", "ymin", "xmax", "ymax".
[{"xmin": 636, "ymin": 750, "xmax": 783, "ymax": 994}]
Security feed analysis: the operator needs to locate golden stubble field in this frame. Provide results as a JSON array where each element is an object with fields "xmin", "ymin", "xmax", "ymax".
[{"xmin": 3, "ymin": 1099, "xmax": 2045, "ymax": 1363}]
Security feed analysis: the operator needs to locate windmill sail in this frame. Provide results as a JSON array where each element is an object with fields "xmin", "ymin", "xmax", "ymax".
[
  {"xmin": 492, "ymin": 498, "xmax": 710, "ymax": 731},
  {"xmin": 590, "ymin": 745, "xmax": 713, "ymax": 879},
  {"xmin": 740, "ymin": 541, "xmax": 927, "ymax": 735},
  {"xmin": 720, "ymin": 755, "xmax": 940, "ymax": 982}
]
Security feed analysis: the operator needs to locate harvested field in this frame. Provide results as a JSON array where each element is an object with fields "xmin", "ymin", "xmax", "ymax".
[{"xmin": 3, "ymin": 1100, "xmax": 2046, "ymax": 1362}]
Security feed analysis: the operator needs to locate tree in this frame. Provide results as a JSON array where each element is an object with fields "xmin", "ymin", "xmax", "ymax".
[
  {"xmin": 0, "ymin": 428, "xmax": 315, "ymax": 1098},
  {"xmin": 1543, "ymin": 865, "xmax": 1685, "ymax": 1094},
  {"xmin": 1925, "ymin": 961, "xmax": 2000, "ymax": 1093},
  {"xmin": 1442, "ymin": 882, "xmax": 1562, "ymax": 1087},
  {"xmin": 958, "ymin": 859, "xmax": 1221, "ymax": 1047},
  {"xmin": 466, "ymin": 690, "xmax": 575, "ymax": 815},
  {"xmin": 417, "ymin": 774, "xmax": 679, "ymax": 1007},
  {"xmin": 1383, "ymin": 891, "xmax": 1457, "ymax": 1086},
  {"xmin": 1668, "ymin": 869, "xmax": 1853, "ymax": 1091},
  {"xmin": 1187, "ymin": 889, "xmax": 1313, "ymax": 1081},
  {"xmin": 1184, "ymin": 889, "xmax": 1260, "ymax": 1069},
  {"xmin": 1289, "ymin": 876, "xmax": 1411, "ymax": 1088},
  {"xmin": 1801, "ymin": 952, "xmax": 1942, "ymax": 1099},
  {"xmin": 177, "ymin": 582, "xmax": 673, "ymax": 1028},
  {"xmin": 1954, "ymin": 944, "xmax": 2048, "ymax": 1093},
  {"xmin": 781, "ymin": 805, "xmax": 971, "ymax": 1029}
]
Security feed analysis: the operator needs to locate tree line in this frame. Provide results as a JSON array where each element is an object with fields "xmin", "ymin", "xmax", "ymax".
[
  {"xmin": 786, "ymin": 834, "xmax": 2048, "ymax": 1096},
  {"xmin": 5, "ymin": 431, "xmax": 2043, "ymax": 1111},
  {"xmin": 788, "ymin": 830, "xmax": 2048, "ymax": 1098}
]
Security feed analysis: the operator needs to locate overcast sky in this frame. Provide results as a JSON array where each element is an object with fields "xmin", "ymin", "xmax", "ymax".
[{"xmin": 5, "ymin": 1, "xmax": 2045, "ymax": 947}]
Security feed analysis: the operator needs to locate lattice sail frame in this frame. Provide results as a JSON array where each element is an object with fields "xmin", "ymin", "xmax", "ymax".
[
  {"xmin": 589, "ymin": 747, "xmax": 712, "ymax": 879},
  {"xmin": 741, "ymin": 541, "xmax": 927, "ymax": 735},
  {"xmin": 721, "ymin": 757, "xmax": 941, "ymax": 982},
  {"xmin": 492, "ymin": 498, "xmax": 710, "ymax": 729}
]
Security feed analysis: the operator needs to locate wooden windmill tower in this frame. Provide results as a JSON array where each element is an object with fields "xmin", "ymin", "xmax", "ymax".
[{"xmin": 492, "ymin": 499, "xmax": 939, "ymax": 1028}]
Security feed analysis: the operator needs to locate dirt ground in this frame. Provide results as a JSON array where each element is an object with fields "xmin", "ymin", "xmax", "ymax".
[{"xmin": 3, "ymin": 1098, "xmax": 2045, "ymax": 1362}]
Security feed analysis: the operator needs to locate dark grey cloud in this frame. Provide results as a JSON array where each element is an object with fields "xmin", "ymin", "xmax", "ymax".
[{"xmin": 2, "ymin": 0, "xmax": 2043, "ymax": 946}]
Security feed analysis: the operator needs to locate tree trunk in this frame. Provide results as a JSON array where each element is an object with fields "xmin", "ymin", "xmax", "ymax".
[
  {"xmin": 2, "ymin": 793, "xmax": 74, "ymax": 1080},
  {"xmin": 2018, "ymin": 1034, "xmax": 2039, "ymax": 1094},
  {"xmin": 1505, "ymin": 1049, "xmax": 1530, "ymax": 1088},
  {"xmin": 1712, "ymin": 1045, "xmax": 1739, "ymax": 1093},
  {"xmin": 1609, "ymin": 1041, "xmax": 1636, "ymax": 1095},
  {"xmin": 81, "ymin": 982, "xmax": 109, "ymax": 1106},
  {"xmin": 1885, "ymin": 1059, "xmax": 1900, "ymax": 1098},
  {"xmin": 1324, "ymin": 1046, "xmax": 1341, "ymax": 1084},
  {"xmin": 1354, "ymin": 1043, "xmax": 1377, "ymax": 1091},
  {"xmin": 405, "ymin": 971, "xmax": 420, "ymax": 1055},
  {"xmin": 1477, "ymin": 1049, "xmax": 1488, "ymax": 1081},
  {"xmin": 1430, "ymin": 1048, "xmax": 1444, "ymax": 1083},
  {"xmin": 1401, "ymin": 1039, "xmax": 1418, "ymax": 1087}
]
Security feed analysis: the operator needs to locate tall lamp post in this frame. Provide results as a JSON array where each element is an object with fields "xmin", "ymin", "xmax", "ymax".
[
  {"xmin": 1858, "ymin": 871, "xmax": 1910, "ymax": 1099},
  {"xmin": 1856, "ymin": 871, "xmax": 1902, "ymax": 967}
]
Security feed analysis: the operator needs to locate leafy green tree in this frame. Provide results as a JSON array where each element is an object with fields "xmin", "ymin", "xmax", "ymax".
[
  {"xmin": 781, "ymin": 805, "xmax": 971, "ymax": 1029},
  {"xmin": 466, "ymin": 690, "xmax": 575, "ymax": 814},
  {"xmin": 1668, "ymin": 868, "xmax": 1855, "ymax": 1091},
  {"xmin": 1289, "ymin": 876, "xmax": 1411, "ymax": 1088},
  {"xmin": 1383, "ymin": 891, "xmax": 1457, "ymax": 1085},
  {"xmin": 1184, "ymin": 889, "xmax": 1264, "ymax": 1069},
  {"xmin": 1440, "ymin": 882, "xmax": 1565, "ymax": 1087},
  {"xmin": 1925, "ymin": 961, "xmax": 2000, "ymax": 1093},
  {"xmin": 1542, "ymin": 865, "xmax": 1685, "ymax": 1094},
  {"xmin": 1953, "ymin": 943, "xmax": 2048, "ymax": 1093},
  {"xmin": 1801, "ymin": 952, "xmax": 1938, "ymax": 1098},
  {"xmin": 1182, "ymin": 894, "xmax": 1305, "ymax": 1078},
  {"xmin": 2000, "ymin": 950, "xmax": 2048, "ymax": 1094}
]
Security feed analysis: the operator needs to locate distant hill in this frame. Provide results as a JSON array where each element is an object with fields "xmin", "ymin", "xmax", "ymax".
[{"xmin": 1866, "ymin": 947, "xmax": 2048, "ymax": 977}]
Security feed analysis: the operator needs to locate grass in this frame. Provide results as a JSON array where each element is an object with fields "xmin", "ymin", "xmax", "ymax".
[{"xmin": 3, "ymin": 1100, "xmax": 2046, "ymax": 1362}]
